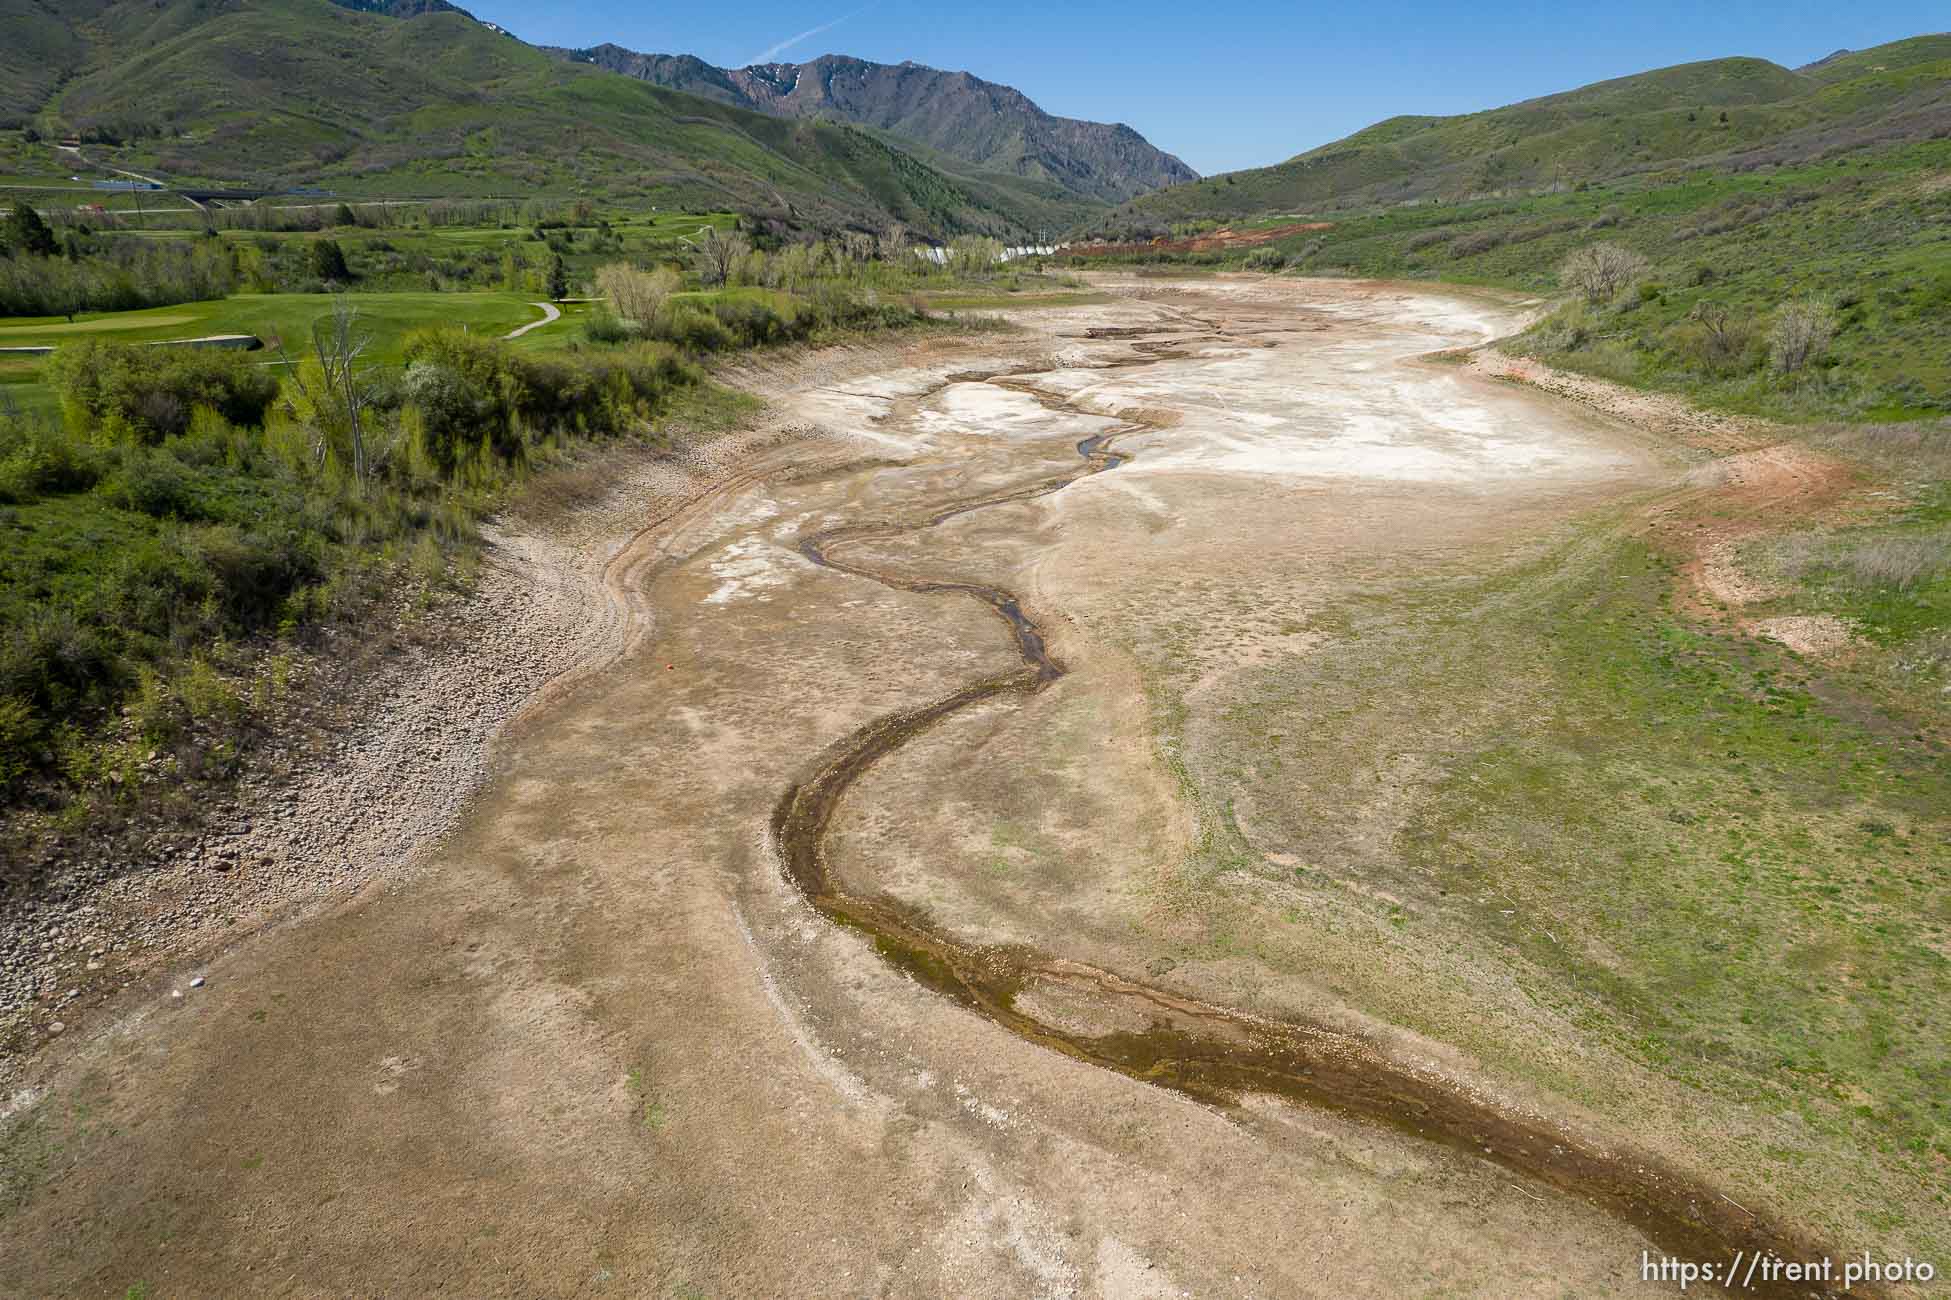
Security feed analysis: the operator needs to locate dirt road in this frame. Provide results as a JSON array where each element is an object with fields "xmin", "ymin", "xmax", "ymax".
[{"xmin": 1, "ymin": 279, "xmax": 1866, "ymax": 1297}]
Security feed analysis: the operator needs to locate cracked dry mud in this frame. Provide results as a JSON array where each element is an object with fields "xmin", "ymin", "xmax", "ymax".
[{"xmin": 0, "ymin": 278, "xmax": 1879, "ymax": 1297}]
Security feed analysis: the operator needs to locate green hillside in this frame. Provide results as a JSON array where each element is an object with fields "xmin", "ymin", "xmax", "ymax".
[
  {"xmin": 1073, "ymin": 139, "xmax": 1951, "ymax": 423},
  {"xmin": 0, "ymin": 0, "xmax": 110, "ymax": 123},
  {"xmin": 1102, "ymin": 35, "xmax": 1950, "ymax": 227},
  {"xmin": 5, "ymin": 0, "xmax": 1077, "ymax": 238}
]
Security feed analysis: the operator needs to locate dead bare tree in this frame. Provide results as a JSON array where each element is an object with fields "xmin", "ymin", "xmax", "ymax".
[
  {"xmin": 1559, "ymin": 242, "xmax": 1650, "ymax": 304},
  {"xmin": 1687, "ymin": 299, "xmax": 1746, "ymax": 366},
  {"xmin": 683, "ymin": 225, "xmax": 751, "ymax": 287}
]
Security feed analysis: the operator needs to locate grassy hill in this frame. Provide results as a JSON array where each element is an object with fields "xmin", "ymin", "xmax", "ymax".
[
  {"xmin": 1061, "ymin": 35, "xmax": 1950, "ymax": 425},
  {"xmin": 1101, "ymin": 35, "xmax": 1950, "ymax": 227},
  {"xmin": 4, "ymin": 0, "xmax": 1080, "ymax": 238},
  {"xmin": 0, "ymin": 0, "xmax": 111, "ymax": 124},
  {"xmin": 1075, "ymin": 139, "xmax": 1951, "ymax": 423}
]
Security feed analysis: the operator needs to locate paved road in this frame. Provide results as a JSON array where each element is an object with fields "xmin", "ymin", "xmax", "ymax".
[{"xmin": 503, "ymin": 300, "xmax": 562, "ymax": 340}]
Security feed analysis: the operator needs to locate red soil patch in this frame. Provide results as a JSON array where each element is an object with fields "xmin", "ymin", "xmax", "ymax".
[{"xmin": 1658, "ymin": 442, "xmax": 1860, "ymax": 621}]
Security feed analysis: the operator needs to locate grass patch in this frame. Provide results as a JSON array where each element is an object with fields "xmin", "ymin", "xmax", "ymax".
[{"xmin": 1165, "ymin": 503, "xmax": 1949, "ymax": 1258}]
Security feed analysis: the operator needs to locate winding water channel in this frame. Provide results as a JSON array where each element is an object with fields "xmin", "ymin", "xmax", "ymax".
[{"xmin": 770, "ymin": 356, "xmax": 1862, "ymax": 1300}]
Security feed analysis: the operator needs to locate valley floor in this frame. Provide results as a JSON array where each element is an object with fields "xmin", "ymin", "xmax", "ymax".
[{"xmin": 2, "ymin": 276, "xmax": 1941, "ymax": 1298}]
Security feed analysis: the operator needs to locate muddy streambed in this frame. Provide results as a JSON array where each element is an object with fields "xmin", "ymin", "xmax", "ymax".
[{"xmin": 773, "ymin": 351, "xmax": 1854, "ymax": 1298}]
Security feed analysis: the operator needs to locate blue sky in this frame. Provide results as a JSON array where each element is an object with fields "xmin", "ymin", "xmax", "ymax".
[{"xmin": 466, "ymin": 2, "xmax": 1946, "ymax": 175}]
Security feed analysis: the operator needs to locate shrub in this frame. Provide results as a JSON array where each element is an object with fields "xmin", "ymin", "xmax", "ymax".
[
  {"xmin": 948, "ymin": 235, "xmax": 1005, "ymax": 277},
  {"xmin": 710, "ymin": 299, "xmax": 793, "ymax": 347},
  {"xmin": 0, "ymin": 694, "xmax": 37, "ymax": 787},
  {"xmin": 99, "ymin": 446, "xmax": 201, "ymax": 518},
  {"xmin": 0, "ymin": 605, "xmax": 114, "ymax": 721},
  {"xmin": 1769, "ymin": 300, "xmax": 1837, "ymax": 375},
  {"xmin": 398, "ymin": 328, "xmax": 514, "ymax": 471},
  {"xmin": 1559, "ymin": 243, "xmax": 1650, "ymax": 304},
  {"xmin": 658, "ymin": 304, "xmax": 734, "ymax": 352},
  {"xmin": 1507, "ymin": 219, "xmax": 1580, "ymax": 245},
  {"xmin": 46, "ymin": 342, "xmax": 280, "ymax": 443},
  {"xmin": 1666, "ymin": 302, "xmax": 1759, "ymax": 376},
  {"xmin": 188, "ymin": 523, "xmax": 321, "ymax": 626},
  {"xmin": 1831, "ymin": 535, "xmax": 1949, "ymax": 591},
  {"xmin": 595, "ymin": 262, "xmax": 679, "ymax": 329},
  {"xmin": 1577, "ymin": 340, "xmax": 1642, "ymax": 383},
  {"xmin": 582, "ymin": 304, "xmax": 642, "ymax": 344},
  {"xmin": 1530, "ymin": 301, "xmax": 1600, "ymax": 352},
  {"xmin": 1783, "ymin": 529, "xmax": 1951, "ymax": 594},
  {"xmin": 1452, "ymin": 229, "xmax": 1507, "ymax": 257},
  {"xmin": 1242, "ymin": 247, "xmax": 1289, "ymax": 271},
  {"xmin": 398, "ymin": 327, "xmax": 698, "ymax": 474},
  {"xmin": 0, "ymin": 417, "xmax": 105, "ymax": 503}
]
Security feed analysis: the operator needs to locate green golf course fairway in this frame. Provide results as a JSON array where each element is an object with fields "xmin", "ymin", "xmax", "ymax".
[{"xmin": 0, "ymin": 292, "xmax": 571, "ymax": 417}]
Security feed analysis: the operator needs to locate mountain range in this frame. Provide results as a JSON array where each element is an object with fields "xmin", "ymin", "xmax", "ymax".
[
  {"xmin": 560, "ymin": 47, "xmax": 1198, "ymax": 205},
  {"xmin": 2, "ymin": 0, "xmax": 1945, "ymax": 249},
  {"xmin": 0, "ymin": 0, "xmax": 1188, "ymax": 240}
]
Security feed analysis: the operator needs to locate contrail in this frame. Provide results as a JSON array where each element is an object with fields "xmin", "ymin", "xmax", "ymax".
[{"xmin": 741, "ymin": 5, "xmax": 874, "ymax": 66}]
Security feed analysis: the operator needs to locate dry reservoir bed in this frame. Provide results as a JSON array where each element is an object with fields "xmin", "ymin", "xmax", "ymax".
[{"xmin": 3, "ymin": 277, "xmax": 1941, "ymax": 1298}]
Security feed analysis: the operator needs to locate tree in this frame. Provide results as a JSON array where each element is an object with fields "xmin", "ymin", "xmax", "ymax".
[
  {"xmin": 771, "ymin": 243, "xmax": 811, "ymax": 294},
  {"xmin": 594, "ymin": 262, "xmax": 678, "ymax": 327},
  {"xmin": 1559, "ymin": 242, "xmax": 1649, "ymax": 305},
  {"xmin": 546, "ymin": 253, "xmax": 568, "ymax": 301},
  {"xmin": 685, "ymin": 225, "xmax": 750, "ymax": 287},
  {"xmin": 272, "ymin": 296, "xmax": 380, "ymax": 484},
  {"xmin": 332, "ymin": 202, "xmax": 358, "ymax": 228},
  {"xmin": 309, "ymin": 238, "xmax": 351, "ymax": 284},
  {"xmin": 5, "ymin": 201, "xmax": 58, "ymax": 258},
  {"xmin": 1769, "ymin": 300, "xmax": 1836, "ymax": 376},
  {"xmin": 948, "ymin": 234, "xmax": 1005, "ymax": 278}
]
